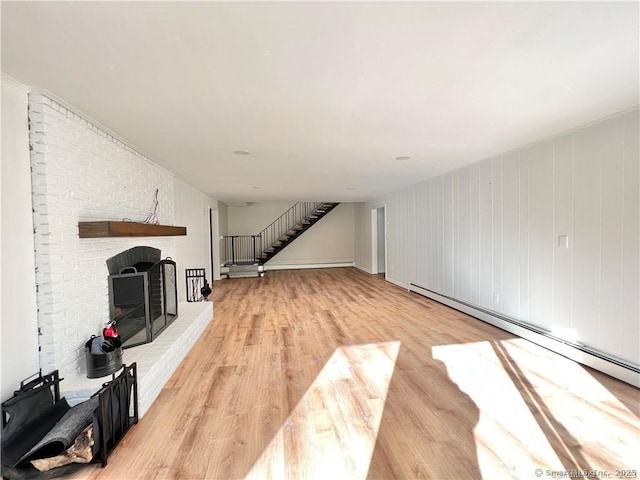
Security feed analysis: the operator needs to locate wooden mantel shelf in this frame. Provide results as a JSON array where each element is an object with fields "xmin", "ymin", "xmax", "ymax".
[{"xmin": 79, "ymin": 221, "xmax": 187, "ymax": 238}]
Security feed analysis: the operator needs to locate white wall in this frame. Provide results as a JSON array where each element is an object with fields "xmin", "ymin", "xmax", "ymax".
[
  {"xmin": 174, "ymin": 178, "xmax": 218, "ymax": 300},
  {"xmin": 1, "ymin": 76, "xmax": 40, "ymax": 402},
  {"xmin": 218, "ymin": 202, "xmax": 228, "ymax": 237},
  {"xmin": 227, "ymin": 202, "xmax": 355, "ymax": 267},
  {"xmin": 355, "ymin": 108, "xmax": 639, "ymax": 368},
  {"xmin": 227, "ymin": 202, "xmax": 295, "ymax": 234}
]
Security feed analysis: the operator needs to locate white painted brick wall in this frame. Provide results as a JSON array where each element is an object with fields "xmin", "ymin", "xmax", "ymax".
[{"xmin": 29, "ymin": 93, "xmax": 177, "ymax": 379}]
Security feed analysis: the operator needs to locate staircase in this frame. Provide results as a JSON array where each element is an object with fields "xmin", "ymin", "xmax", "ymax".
[{"xmin": 223, "ymin": 202, "xmax": 340, "ymax": 278}]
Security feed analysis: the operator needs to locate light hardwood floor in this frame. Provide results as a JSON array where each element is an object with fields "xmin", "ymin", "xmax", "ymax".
[{"xmin": 73, "ymin": 268, "xmax": 639, "ymax": 479}]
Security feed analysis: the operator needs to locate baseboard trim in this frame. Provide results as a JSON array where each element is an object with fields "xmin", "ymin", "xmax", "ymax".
[
  {"xmin": 353, "ymin": 266, "xmax": 408, "ymax": 290},
  {"xmin": 263, "ymin": 262, "xmax": 354, "ymax": 271},
  {"xmin": 409, "ymin": 283, "xmax": 640, "ymax": 388},
  {"xmin": 354, "ymin": 264, "xmax": 372, "ymax": 274},
  {"xmin": 386, "ymin": 277, "xmax": 409, "ymax": 290}
]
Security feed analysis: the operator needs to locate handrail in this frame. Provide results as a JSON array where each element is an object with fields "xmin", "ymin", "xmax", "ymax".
[{"xmin": 257, "ymin": 202, "xmax": 323, "ymax": 254}]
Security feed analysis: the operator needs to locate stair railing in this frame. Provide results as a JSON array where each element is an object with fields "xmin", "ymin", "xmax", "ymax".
[
  {"xmin": 222, "ymin": 202, "xmax": 329, "ymax": 267},
  {"xmin": 222, "ymin": 235, "xmax": 262, "ymax": 266},
  {"xmin": 257, "ymin": 202, "xmax": 323, "ymax": 254}
]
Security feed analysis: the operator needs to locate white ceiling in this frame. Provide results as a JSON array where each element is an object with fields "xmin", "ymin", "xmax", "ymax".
[{"xmin": 2, "ymin": 2, "xmax": 638, "ymax": 203}]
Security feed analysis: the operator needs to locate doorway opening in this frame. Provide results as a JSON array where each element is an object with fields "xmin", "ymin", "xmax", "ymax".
[{"xmin": 371, "ymin": 206, "xmax": 386, "ymax": 277}]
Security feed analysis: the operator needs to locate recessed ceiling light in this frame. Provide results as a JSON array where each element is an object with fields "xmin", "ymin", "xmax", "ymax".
[
  {"xmin": 234, "ymin": 150, "xmax": 250, "ymax": 156},
  {"xmin": 395, "ymin": 155, "xmax": 410, "ymax": 161}
]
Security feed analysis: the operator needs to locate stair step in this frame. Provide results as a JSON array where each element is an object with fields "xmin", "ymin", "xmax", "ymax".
[
  {"xmin": 228, "ymin": 264, "xmax": 260, "ymax": 278},
  {"xmin": 228, "ymin": 271, "xmax": 260, "ymax": 278},
  {"xmin": 229, "ymin": 264, "xmax": 259, "ymax": 272}
]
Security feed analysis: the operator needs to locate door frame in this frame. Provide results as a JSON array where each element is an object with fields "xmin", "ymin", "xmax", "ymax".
[
  {"xmin": 371, "ymin": 205, "xmax": 387, "ymax": 277},
  {"xmin": 209, "ymin": 208, "xmax": 221, "ymax": 281}
]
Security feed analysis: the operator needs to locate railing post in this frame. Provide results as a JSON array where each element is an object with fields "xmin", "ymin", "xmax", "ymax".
[
  {"xmin": 252, "ymin": 236, "xmax": 257, "ymax": 263},
  {"xmin": 231, "ymin": 236, "xmax": 236, "ymax": 265}
]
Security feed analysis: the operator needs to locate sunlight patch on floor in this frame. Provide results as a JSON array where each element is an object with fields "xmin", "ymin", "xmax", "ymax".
[
  {"xmin": 496, "ymin": 338, "xmax": 640, "ymax": 472},
  {"xmin": 245, "ymin": 341, "xmax": 401, "ymax": 480},
  {"xmin": 432, "ymin": 341, "xmax": 565, "ymax": 479},
  {"xmin": 432, "ymin": 338, "xmax": 640, "ymax": 478}
]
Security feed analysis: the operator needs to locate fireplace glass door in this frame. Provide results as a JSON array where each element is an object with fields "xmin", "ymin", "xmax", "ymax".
[
  {"xmin": 109, "ymin": 258, "xmax": 178, "ymax": 348},
  {"xmin": 149, "ymin": 260, "xmax": 177, "ymax": 341}
]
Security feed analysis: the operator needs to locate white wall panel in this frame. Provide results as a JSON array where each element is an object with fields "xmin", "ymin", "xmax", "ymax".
[
  {"xmin": 453, "ymin": 174, "xmax": 460, "ymax": 297},
  {"xmin": 469, "ymin": 164, "xmax": 481, "ymax": 305},
  {"xmin": 434, "ymin": 177, "xmax": 444, "ymax": 292},
  {"xmin": 572, "ymin": 124, "xmax": 602, "ymax": 347},
  {"xmin": 354, "ymin": 107, "xmax": 639, "ymax": 368},
  {"xmin": 552, "ymin": 135, "xmax": 574, "ymax": 333},
  {"xmin": 387, "ymin": 191, "xmax": 405, "ymax": 285},
  {"xmin": 381, "ymin": 198, "xmax": 394, "ymax": 279},
  {"xmin": 479, "ymin": 160, "xmax": 493, "ymax": 309},
  {"xmin": 456, "ymin": 168, "xmax": 471, "ymax": 302},
  {"xmin": 406, "ymin": 187, "xmax": 417, "ymax": 285},
  {"xmin": 491, "ymin": 156, "xmax": 503, "ymax": 313},
  {"xmin": 621, "ymin": 111, "xmax": 639, "ymax": 364},
  {"xmin": 518, "ymin": 148, "xmax": 531, "ymax": 323},
  {"xmin": 599, "ymin": 116, "xmax": 625, "ymax": 355},
  {"xmin": 424, "ymin": 182, "xmax": 433, "ymax": 287},
  {"xmin": 442, "ymin": 174, "xmax": 455, "ymax": 296},
  {"xmin": 501, "ymin": 151, "xmax": 520, "ymax": 319},
  {"xmin": 528, "ymin": 141, "xmax": 554, "ymax": 331},
  {"xmin": 415, "ymin": 183, "xmax": 428, "ymax": 287}
]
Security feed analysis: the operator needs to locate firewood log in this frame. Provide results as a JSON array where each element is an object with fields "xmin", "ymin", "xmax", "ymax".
[{"xmin": 30, "ymin": 425, "xmax": 94, "ymax": 472}]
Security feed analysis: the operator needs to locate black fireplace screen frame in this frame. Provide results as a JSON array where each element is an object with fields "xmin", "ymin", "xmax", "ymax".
[{"xmin": 108, "ymin": 257, "xmax": 178, "ymax": 349}]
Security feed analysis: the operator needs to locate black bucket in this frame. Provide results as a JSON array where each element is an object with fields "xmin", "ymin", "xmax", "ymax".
[{"xmin": 85, "ymin": 336, "xmax": 123, "ymax": 378}]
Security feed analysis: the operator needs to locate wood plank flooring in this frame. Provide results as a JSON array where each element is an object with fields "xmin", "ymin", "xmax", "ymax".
[{"xmin": 72, "ymin": 268, "xmax": 639, "ymax": 479}]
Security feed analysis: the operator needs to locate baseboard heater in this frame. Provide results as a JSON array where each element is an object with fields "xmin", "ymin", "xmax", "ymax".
[{"xmin": 409, "ymin": 283, "xmax": 640, "ymax": 388}]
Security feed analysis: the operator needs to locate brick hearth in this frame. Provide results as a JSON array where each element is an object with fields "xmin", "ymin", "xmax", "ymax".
[{"xmin": 62, "ymin": 301, "xmax": 212, "ymax": 417}]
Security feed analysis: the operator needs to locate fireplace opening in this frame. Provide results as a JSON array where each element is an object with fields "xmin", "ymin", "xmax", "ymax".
[{"xmin": 106, "ymin": 247, "xmax": 178, "ymax": 348}]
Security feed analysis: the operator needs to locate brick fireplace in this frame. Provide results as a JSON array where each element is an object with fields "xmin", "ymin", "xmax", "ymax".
[{"xmin": 28, "ymin": 93, "xmax": 212, "ymax": 415}]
